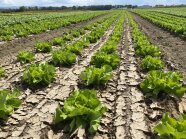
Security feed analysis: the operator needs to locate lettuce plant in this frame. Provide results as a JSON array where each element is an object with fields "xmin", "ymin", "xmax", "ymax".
[
  {"xmin": 80, "ymin": 65, "xmax": 113, "ymax": 86},
  {"xmin": 140, "ymin": 56, "xmax": 164, "ymax": 71},
  {"xmin": 17, "ymin": 51, "xmax": 35, "ymax": 64},
  {"xmin": 90, "ymin": 52, "xmax": 120, "ymax": 69},
  {"xmin": 100, "ymin": 44, "xmax": 117, "ymax": 54},
  {"xmin": 183, "ymin": 31, "xmax": 186, "ymax": 38},
  {"xmin": 86, "ymin": 30, "xmax": 102, "ymax": 43},
  {"xmin": 22, "ymin": 63, "xmax": 56, "ymax": 87},
  {"xmin": 140, "ymin": 70, "xmax": 186, "ymax": 98},
  {"xmin": 54, "ymin": 89, "xmax": 107, "ymax": 133},
  {"xmin": 53, "ymin": 37, "xmax": 65, "ymax": 46},
  {"xmin": 16, "ymin": 31, "xmax": 28, "ymax": 38},
  {"xmin": 0, "ymin": 89, "xmax": 22, "ymax": 119},
  {"xmin": 65, "ymin": 44, "xmax": 83, "ymax": 55},
  {"xmin": 135, "ymin": 45, "xmax": 161, "ymax": 57},
  {"xmin": 0, "ymin": 67, "xmax": 5, "ymax": 78},
  {"xmin": 0, "ymin": 35, "xmax": 13, "ymax": 41},
  {"xmin": 52, "ymin": 50, "xmax": 77, "ymax": 66},
  {"xmin": 154, "ymin": 113, "xmax": 186, "ymax": 139},
  {"xmin": 79, "ymin": 29, "xmax": 86, "ymax": 35},
  {"xmin": 35, "ymin": 42, "xmax": 52, "ymax": 53},
  {"xmin": 86, "ymin": 35, "xmax": 98, "ymax": 43},
  {"xmin": 84, "ymin": 25, "xmax": 92, "ymax": 30},
  {"xmin": 71, "ymin": 30, "xmax": 80, "ymax": 38},
  {"xmin": 133, "ymin": 37, "xmax": 150, "ymax": 50},
  {"xmin": 62, "ymin": 35, "xmax": 73, "ymax": 41},
  {"xmin": 76, "ymin": 38, "xmax": 90, "ymax": 48}
]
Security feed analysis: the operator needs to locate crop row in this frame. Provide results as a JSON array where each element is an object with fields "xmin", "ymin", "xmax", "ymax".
[
  {"xmin": 133, "ymin": 10, "xmax": 186, "ymax": 37},
  {"xmin": 0, "ymin": 11, "xmax": 101, "ymax": 27},
  {"xmin": 0, "ymin": 11, "xmax": 106, "ymax": 42},
  {"xmin": 128, "ymin": 12, "xmax": 186, "ymax": 138},
  {"xmin": 143, "ymin": 7, "xmax": 186, "ymax": 18}
]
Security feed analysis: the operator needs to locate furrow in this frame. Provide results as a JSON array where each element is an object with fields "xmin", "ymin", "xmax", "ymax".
[{"xmin": 114, "ymin": 18, "xmax": 149, "ymax": 139}]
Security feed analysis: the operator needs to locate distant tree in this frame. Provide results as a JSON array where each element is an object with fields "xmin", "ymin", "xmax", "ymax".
[
  {"xmin": 61, "ymin": 6, "xmax": 67, "ymax": 10},
  {"xmin": 72, "ymin": 6, "xmax": 77, "ymax": 10},
  {"xmin": 19, "ymin": 6, "xmax": 26, "ymax": 12}
]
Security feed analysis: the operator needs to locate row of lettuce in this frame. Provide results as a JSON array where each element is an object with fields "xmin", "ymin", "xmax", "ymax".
[
  {"xmin": 143, "ymin": 7, "xmax": 186, "ymax": 17},
  {"xmin": 0, "ymin": 11, "xmax": 107, "ymax": 42},
  {"xmin": 133, "ymin": 10, "xmax": 186, "ymax": 37},
  {"xmin": 0, "ymin": 11, "xmax": 100, "ymax": 27},
  {"xmin": 0, "ymin": 11, "xmax": 125, "ymax": 134},
  {"xmin": 128, "ymin": 12, "xmax": 186, "ymax": 138}
]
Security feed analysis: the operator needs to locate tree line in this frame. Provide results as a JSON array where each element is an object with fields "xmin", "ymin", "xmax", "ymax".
[
  {"xmin": 1, "ymin": 4, "xmax": 185, "ymax": 13},
  {"xmin": 0, "ymin": 5, "xmax": 138, "ymax": 13}
]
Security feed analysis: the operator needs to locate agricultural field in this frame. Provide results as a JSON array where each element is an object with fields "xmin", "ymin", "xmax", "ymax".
[
  {"xmin": 132, "ymin": 9, "xmax": 186, "ymax": 37},
  {"xmin": 140, "ymin": 7, "xmax": 186, "ymax": 17},
  {"xmin": 0, "ymin": 8, "xmax": 186, "ymax": 139},
  {"xmin": 0, "ymin": 11, "xmax": 106, "ymax": 41}
]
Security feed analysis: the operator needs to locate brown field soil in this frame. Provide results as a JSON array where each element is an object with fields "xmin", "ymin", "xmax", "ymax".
[{"xmin": 132, "ymin": 13, "xmax": 186, "ymax": 82}]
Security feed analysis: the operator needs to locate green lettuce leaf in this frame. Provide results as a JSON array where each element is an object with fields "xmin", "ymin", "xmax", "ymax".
[
  {"xmin": 90, "ymin": 52, "xmax": 120, "ymax": 69},
  {"xmin": 154, "ymin": 113, "xmax": 186, "ymax": 139},
  {"xmin": 140, "ymin": 70, "xmax": 185, "ymax": 98},
  {"xmin": 22, "ymin": 63, "xmax": 56, "ymax": 87},
  {"xmin": 0, "ymin": 89, "xmax": 22, "ymax": 119},
  {"xmin": 80, "ymin": 65, "xmax": 113, "ymax": 86},
  {"xmin": 54, "ymin": 89, "xmax": 107, "ymax": 133},
  {"xmin": 52, "ymin": 50, "xmax": 77, "ymax": 66},
  {"xmin": 0, "ymin": 67, "xmax": 5, "ymax": 78},
  {"xmin": 17, "ymin": 51, "xmax": 35, "ymax": 64}
]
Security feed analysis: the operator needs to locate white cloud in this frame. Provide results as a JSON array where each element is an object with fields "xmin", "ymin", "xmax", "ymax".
[
  {"xmin": 2, "ymin": 0, "xmax": 15, "ymax": 4},
  {"xmin": 1, "ymin": 0, "xmax": 54, "ymax": 6},
  {"xmin": 128, "ymin": 0, "xmax": 184, "ymax": 6}
]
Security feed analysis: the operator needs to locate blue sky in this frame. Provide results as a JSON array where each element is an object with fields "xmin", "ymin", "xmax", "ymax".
[{"xmin": 0, "ymin": 0, "xmax": 186, "ymax": 7}]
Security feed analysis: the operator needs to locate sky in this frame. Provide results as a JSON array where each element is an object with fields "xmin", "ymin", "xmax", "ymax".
[{"xmin": 0, "ymin": 0, "xmax": 186, "ymax": 7}]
